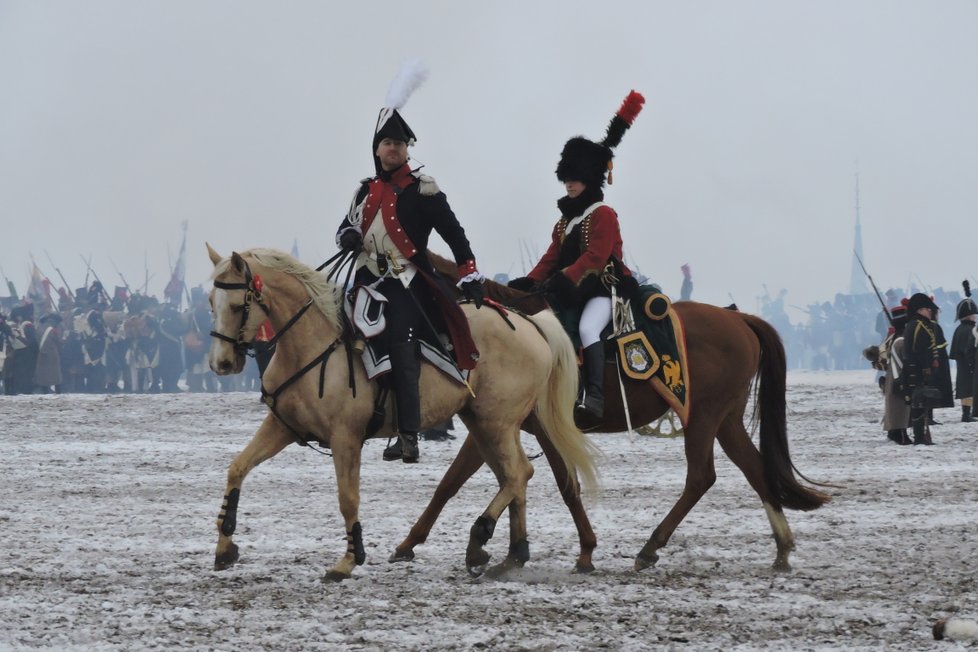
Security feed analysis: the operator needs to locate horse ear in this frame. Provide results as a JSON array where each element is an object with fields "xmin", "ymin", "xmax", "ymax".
[
  {"xmin": 206, "ymin": 242, "xmax": 223, "ymax": 266},
  {"xmin": 230, "ymin": 252, "xmax": 245, "ymax": 273}
]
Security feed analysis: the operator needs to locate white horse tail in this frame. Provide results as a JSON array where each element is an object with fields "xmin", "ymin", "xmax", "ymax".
[{"xmin": 527, "ymin": 310, "xmax": 601, "ymax": 496}]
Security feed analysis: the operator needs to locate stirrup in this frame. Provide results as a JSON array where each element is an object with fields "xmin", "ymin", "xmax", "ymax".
[
  {"xmin": 382, "ymin": 437, "xmax": 403, "ymax": 462},
  {"xmin": 399, "ymin": 432, "xmax": 419, "ymax": 463}
]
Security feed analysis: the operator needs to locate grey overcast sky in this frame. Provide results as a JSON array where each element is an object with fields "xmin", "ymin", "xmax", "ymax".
[{"xmin": 2, "ymin": 1, "xmax": 976, "ymax": 318}]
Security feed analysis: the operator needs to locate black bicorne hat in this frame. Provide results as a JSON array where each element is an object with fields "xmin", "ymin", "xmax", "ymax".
[
  {"xmin": 906, "ymin": 292, "xmax": 938, "ymax": 314},
  {"xmin": 373, "ymin": 108, "xmax": 417, "ymax": 150},
  {"xmin": 371, "ymin": 60, "xmax": 428, "ymax": 173},
  {"xmin": 956, "ymin": 280, "xmax": 977, "ymax": 320},
  {"xmin": 556, "ymin": 90, "xmax": 646, "ymax": 188}
]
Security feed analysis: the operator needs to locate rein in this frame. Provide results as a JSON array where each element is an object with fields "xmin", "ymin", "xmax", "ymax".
[{"xmin": 210, "ymin": 251, "xmax": 363, "ymax": 452}]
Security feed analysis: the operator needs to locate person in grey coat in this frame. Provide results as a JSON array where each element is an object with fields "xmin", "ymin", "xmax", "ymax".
[
  {"xmin": 33, "ymin": 313, "xmax": 63, "ymax": 393},
  {"xmin": 875, "ymin": 304, "xmax": 912, "ymax": 445}
]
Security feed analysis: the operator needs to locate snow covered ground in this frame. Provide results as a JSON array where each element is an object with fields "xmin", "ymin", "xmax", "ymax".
[{"xmin": 2, "ymin": 370, "xmax": 977, "ymax": 651}]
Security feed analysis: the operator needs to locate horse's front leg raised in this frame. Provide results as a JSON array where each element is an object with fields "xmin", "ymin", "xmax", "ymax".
[
  {"xmin": 323, "ymin": 434, "xmax": 364, "ymax": 582},
  {"xmin": 215, "ymin": 415, "xmax": 294, "ymax": 570},
  {"xmin": 390, "ymin": 433, "xmax": 485, "ymax": 562}
]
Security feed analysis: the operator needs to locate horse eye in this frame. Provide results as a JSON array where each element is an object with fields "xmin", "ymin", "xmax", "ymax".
[{"xmin": 230, "ymin": 304, "xmax": 244, "ymax": 313}]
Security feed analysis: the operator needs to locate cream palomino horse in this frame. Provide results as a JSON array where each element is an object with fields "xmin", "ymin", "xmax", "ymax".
[{"xmin": 206, "ymin": 245, "xmax": 598, "ymax": 581}]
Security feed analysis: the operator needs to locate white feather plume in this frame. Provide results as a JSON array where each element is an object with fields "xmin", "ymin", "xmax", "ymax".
[{"xmin": 383, "ymin": 59, "xmax": 429, "ymax": 109}]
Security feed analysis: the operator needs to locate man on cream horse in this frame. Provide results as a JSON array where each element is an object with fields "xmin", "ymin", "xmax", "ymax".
[{"xmin": 206, "ymin": 245, "xmax": 598, "ymax": 581}]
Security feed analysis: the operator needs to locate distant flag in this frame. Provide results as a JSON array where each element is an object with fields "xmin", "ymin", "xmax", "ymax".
[
  {"xmin": 164, "ymin": 221, "xmax": 188, "ymax": 308},
  {"xmin": 27, "ymin": 263, "xmax": 54, "ymax": 315},
  {"xmin": 290, "ymin": 238, "xmax": 300, "ymax": 260}
]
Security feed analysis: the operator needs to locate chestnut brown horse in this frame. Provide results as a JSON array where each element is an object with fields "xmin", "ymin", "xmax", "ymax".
[
  {"xmin": 390, "ymin": 253, "xmax": 830, "ymax": 572},
  {"xmin": 206, "ymin": 246, "xmax": 599, "ymax": 581}
]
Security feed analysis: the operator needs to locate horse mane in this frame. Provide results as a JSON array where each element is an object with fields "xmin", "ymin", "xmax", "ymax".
[
  {"xmin": 213, "ymin": 248, "xmax": 343, "ymax": 329},
  {"xmin": 427, "ymin": 251, "xmax": 547, "ymax": 314}
]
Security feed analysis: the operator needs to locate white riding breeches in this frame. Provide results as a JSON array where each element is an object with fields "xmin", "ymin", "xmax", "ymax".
[{"xmin": 579, "ymin": 296, "xmax": 612, "ymax": 348}]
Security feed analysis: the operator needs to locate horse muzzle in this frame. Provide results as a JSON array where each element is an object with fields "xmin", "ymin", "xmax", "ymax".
[{"xmin": 210, "ymin": 350, "xmax": 246, "ymax": 376}]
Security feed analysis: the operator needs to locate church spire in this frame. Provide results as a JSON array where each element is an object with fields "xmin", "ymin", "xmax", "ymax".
[{"xmin": 849, "ymin": 173, "xmax": 869, "ymax": 295}]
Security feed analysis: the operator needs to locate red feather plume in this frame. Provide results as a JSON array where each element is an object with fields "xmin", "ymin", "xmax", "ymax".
[{"xmin": 617, "ymin": 91, "xmax": 646, "ymax": 126}]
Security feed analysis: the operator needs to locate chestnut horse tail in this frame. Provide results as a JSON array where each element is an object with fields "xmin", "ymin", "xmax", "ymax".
[
  {"xmin": 526, "ymin": 311, "xmax": 601, "ymax": 496},
  {"xmin": 742, "ymin": 313, "xmax": 831, "ymax": 511}
]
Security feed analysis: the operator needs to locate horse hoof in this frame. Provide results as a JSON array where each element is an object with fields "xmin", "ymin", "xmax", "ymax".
[
  {"xmin": 322, "ymin": 570, "xmax": 352, "ymax": 583},
  {"xmin": 388, "ymin": 549, "xmax": 415, "ymax": 563},
  {"xmin": 483, "ymin": 561, "xmax": 519, "ymax": 579},
  {"xmin": 466, "ymin": 547, "xmax": 491, "ymax": 575},
  {"xmin": 574, "ymin": 560, "xmax": 596, "ymax": 574},
  {"xmin": 772, "ymin": 559, "xmax": 792, "ymax": 573},
  {"xmin": 634, "ymin": 552, "xmax": 658, "ymax": 572},
  {"xmin": 214, "ymin": 543, "xmax": 240, "ymax": 571}
]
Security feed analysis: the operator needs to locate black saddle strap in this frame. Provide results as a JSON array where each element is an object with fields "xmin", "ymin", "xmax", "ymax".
[{"xmin": 264, "ymin": 299, "xmax": 315, "ymax": 348}]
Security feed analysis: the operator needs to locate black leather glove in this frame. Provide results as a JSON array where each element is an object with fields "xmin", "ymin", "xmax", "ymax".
[
  {"xmin": 507, "ymin": 276, "xmax": 538, "ymax": 292},
  {"xmin": 620, "ymin": 274, "xmax": 640, "ymax": 299},
  {"xmin": 339, "ymin": 230, "xmax": 363, "ymax": 253},
  {"xmin": 543, "ymin": 272, "xmax": 579, "ymax": 307},
  {"xmin": 460, "ymin": 280, "xmax": 485, "ymax": 308}
]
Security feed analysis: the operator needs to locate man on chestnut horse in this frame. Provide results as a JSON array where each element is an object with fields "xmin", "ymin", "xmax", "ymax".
[{"xmin": 334, "ymin": 61, "xmax": 486, "ymax": 463}]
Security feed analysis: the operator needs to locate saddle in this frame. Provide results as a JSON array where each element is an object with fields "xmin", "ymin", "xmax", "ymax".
[
  {"xmin": 347, "ymin": 285, "xmax": 470, "ymax": 386},
  {"xmin": 550, "ymin": 285, "xmax": 692, "ymax": 428}
]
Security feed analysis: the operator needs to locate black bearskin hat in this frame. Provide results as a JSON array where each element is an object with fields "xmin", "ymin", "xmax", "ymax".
[
  {"xmin": 956, "ymin": 280, "xmax": 977, "ymax": 320},
  {"xmin": 372, "ymin": 60, "xmax": 428, "ymax": 173},
  {"xmin": 906, "ymin": 292, "xmax": 938, "ymax": 314},
  {"xmin": 556, "ymin": 90, "xmax": 646, "ymax": 188}
]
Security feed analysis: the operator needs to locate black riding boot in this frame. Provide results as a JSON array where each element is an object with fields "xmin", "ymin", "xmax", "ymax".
[
  {"xmin": 577, "ymin": 342, "xmax": 605, "ymax": 419},
  {"xmin": 897, "ymin": 428, "xmax": 912, "ymax": 445},
  {"xmin": 388, "ymin": 342, "xmax": 421, "ymax": 463},
  {"xmin": 963, "ymin": 406, "xmax": 977, "ymax": 423}
]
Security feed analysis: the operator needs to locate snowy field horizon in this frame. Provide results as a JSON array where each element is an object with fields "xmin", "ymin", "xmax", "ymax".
[{"xmin": 2, "ymin": 369, "xmax": 976, "ymax": 650}]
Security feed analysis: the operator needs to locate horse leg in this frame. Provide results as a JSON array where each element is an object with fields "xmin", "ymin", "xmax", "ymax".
[
  {"xmin": 465, "ymin": 423, "xmax": 534, "ymax": 578},
  {"xmin": 716, "ymin": 415, "xmax": 796, "ymax": 571},
  {"xmin": 323, "ymin": 434, "xmax": 364, "ymax": 582},
  {"xmin": 635, "ymin": 420, "xmax": 718, "ymax": 571},
  {"xmin": 214, "ymin": 416, "xmax": 294, "ymax": 570},
  {"xmin": 390, "ymin": 433, "xmax": 485, "ymax": 562},
  {"xmin": 535, "ymin": 432, "xmax": 597, "ymax": 573}
]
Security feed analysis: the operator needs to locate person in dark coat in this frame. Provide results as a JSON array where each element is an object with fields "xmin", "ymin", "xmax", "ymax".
[
  {"xmin": 902, "ymin": 293, "xmax": 942, "ymax": 444},
  {"xmin": 508, "ymin": 91, "xmax": 645, "ymax": 422},
  {"xmin": 335, "ymin": 62, "xmax": 485, "ymax": 464},
  {"xmin": 4, "ymin": 304, "xmax": 38, "ymax": 395},
  {"xmin": 157, "ymin": 304, "xmax": 188, "ymax": 393},
  {"xmin": 949, "ymin": 281, "xmax": 978, "ymax": 422}
]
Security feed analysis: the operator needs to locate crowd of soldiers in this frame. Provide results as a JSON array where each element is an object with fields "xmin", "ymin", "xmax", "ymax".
[
  {"xmin": 2, "ymin": 269, "xmax": 973, "ymax": 402},
  {"xmin": 862, "ymin": 283, "xmax": 978, "ymax": 446},
  {"xmin": 759, "ymin": 285, "xmax": 968, "ymax": 371},
  {"xmin": 0, "ymin": 281, "xmax": 266, "ymax": 396}
]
